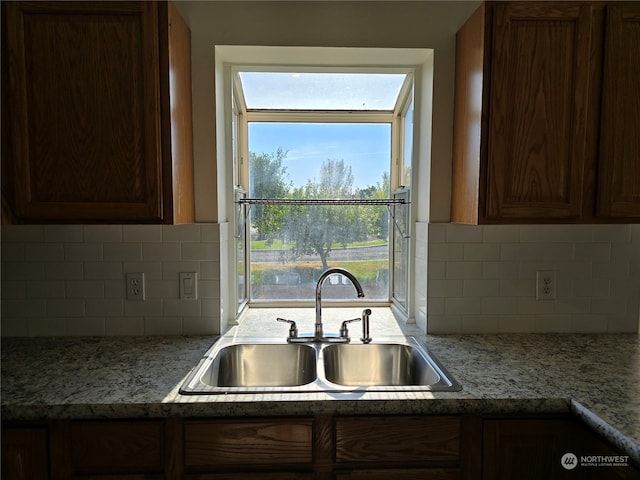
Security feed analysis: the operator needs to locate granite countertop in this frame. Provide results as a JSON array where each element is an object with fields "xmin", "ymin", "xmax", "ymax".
[{"xmin": 2, "ymin": 308, "xmax": 639, "ymax": 465}]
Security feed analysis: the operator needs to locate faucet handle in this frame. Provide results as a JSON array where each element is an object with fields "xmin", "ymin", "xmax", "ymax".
[
  {"xmin": 276, "ymin": 318, "xmax": 298, "ymax": 339},
  {"xmin": 339, "ymin": 318, "xmax": 361, "ymax": 339}
]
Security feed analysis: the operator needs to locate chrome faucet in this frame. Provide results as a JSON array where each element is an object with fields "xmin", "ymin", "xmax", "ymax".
[{"xmin": 315, "ymin": 267, "xmax": 365, "ymax": 339}]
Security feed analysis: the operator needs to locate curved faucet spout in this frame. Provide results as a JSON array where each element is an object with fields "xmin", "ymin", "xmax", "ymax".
[{"xmin": 315, "ymin": 267, "xmax": 365, "ymax": 338}]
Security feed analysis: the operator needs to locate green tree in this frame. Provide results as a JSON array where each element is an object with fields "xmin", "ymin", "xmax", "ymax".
[
  {"xmin": 249, "ymin": 148, "xmax": 291, "ymax": 240},
  {"xmin": 282, "ymin": 159, "xmax": 369, "ymax": 270}
]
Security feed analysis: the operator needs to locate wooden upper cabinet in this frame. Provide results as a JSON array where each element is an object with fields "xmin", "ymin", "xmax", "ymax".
[
  {"xmin": 597, "ymin": 4, "xmax": 640, "ymax": 219},
  {"xmin": 1, "ymin": 1, "xmax": 194, "ymax": 223},
  {"xmin": 452, "ymin": 1, "xmax": 640, "ymax": 224}
]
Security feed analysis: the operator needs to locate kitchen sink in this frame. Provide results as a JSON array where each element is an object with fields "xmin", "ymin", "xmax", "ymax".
[
  {"xmin": 180, "ymin": 336, "xmax": 461, "ymax": 394},
  {"xmin": 202, "ymin": 343, "xmax": 316, "ymax": 387},
  {"xmin": 322, "ymin": 343, "xmax": 441, "ymax": 386}
]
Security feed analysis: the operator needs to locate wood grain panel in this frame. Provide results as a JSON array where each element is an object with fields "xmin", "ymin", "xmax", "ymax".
[
  {"xmin": 4, "ymin": 1, "xmax": 165, "ymax": 221},
  {"xmin": 334, "ymin": 468, "xmax": 460, "ymax": 480},
  {"xmin": 1, "ymin": 428, "xmax": 49, "ymax": 480},
  {"xmin": 486, "ymin": 3, "xmax": 592, "ymax": 220},
  {"xmin": 335, "ymin": 416, "xmax": 460, "ymax": 464},
  {"xmin": 184, "ymin": 419, "xmax": 313, "ymax": 468},
  {"xmin": 597, "ymin": 4, "xmax": 640, "ymax": 218},
  {"xmin": 70, "ymin": 421, "xmax": 164, "ymax": 474}
]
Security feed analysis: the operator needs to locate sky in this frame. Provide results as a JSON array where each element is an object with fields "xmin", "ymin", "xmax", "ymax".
[{"xmin": 248, "ymin": 122, "xmax": 391, "ymax": 189}]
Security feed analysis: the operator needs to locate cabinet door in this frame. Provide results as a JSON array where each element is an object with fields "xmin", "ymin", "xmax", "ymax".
[
  {"xmin": 486, "ymin": 3, "xmax": 593, "ymax": 221},
  {"xmin": 3, "ymin": 1, "xmax": 164, "ymax": 222},
  {"xmin": 597, "ymin": 4, "xmax": 640, "ymax": 219},
  {"xmin": 1, "ymin": 428, "xmax": 49, "ymax": 480}
]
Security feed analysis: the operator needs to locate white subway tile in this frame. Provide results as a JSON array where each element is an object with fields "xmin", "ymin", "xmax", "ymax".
[
  {"xmin": 67, "ymin": 317, "xmax": 106, "ymax": 336},
  {"xmin": 162, "ymin": 224, "xmax": 201, "ymax": 242},
  {"xmin": 3, "ymin": 262, "xmax": 45, "ymax": 281},
  {"xmin": 123, "ymin": 262, "xmax": 162, "ymax": 280},
  {"xmin": 83, "ymin": 225, "xmax": 123, "ymax": 243},
  {"xmin": 445, "ymin": 297, "xmax": 481, "ymax": 315},
  {"xmin": 2, "ymin": 244, "xmax": 25, "ymax": 261},
  {"xmin": 427, "ymin": 223, "xmax": 447, "ymax": 243},
  {"xmin": 461, "ymin": 315, "xmax": 499, "ymax": 333},
  {"xmin": 571, "ymin": 315, "xmax": 608, "ymax": 333},
  {"xmin": 1, "ymin": 317, "xmax": 29, "ymax": 336},
  {"xmin": 66, "ymin": 280, "xmax": 104, "ymax": 298},
  {"xmin": 146, "ymin": 279, "xmax": 178, "ymax": 299},
  {"xmin": 106, "ymin": 317, "xmax": 144, "ymax": 336},
  {"xmin": 482, "ymin": 225, "xmax": 520, "ymax": 243},
  {"xmin": 182, "ymin": 243, "xmax": 219, "ymax": 261},
  {"xmin": 45, "ymin": 262, "xmax": 84, "ymax": 280},
  {"xmin": 104, "ymin": 280, "xmax": 126, "ymax": 298},
  {"xmin": 482, "ymin": 262, "xmax": 520, "ymax": 279},
  {"xmin": 481, "ymin": 296, "xmax": 519, "ymax": 315},
  {"xmin": 43, "ymin": 225, "xmax": 83, "ymax": 242},
  {"xmin": 463, "ymin": 244, "xmax": 500, "ymax": 261},
  {"xmin": 26, "ymin": 243, "xmax": 64, "ymax": 262},
  {"xmin": 2, "ymin": 225, "xmax": 43, "ymax": 242},
  {"xmin": 610, "ymin": 278, "xmax": 640, "ymax": 297},
  {"xmin": 124, "ymin": 299, "xmax": 162, "ymax": 316},
  {"xmin": 164, "ymin": 298, "xmax": 202, "ymax": 316},
  {"xmin": 84, "ymin": 262, "xmax": 123, "ymax": 280},
  {"xmin": 85, "ymin": 299, "xmax": 124, "ymax": 317},
  {"xmin": 143, "ymin": 243, "xmax": 182, "ymax": 261},
  {"xmin": 573, "ymin": 278, "xmax": 610, "ymax": 297},
  {"xmin": 183, "ymin": 316, "xmax": 218, "ymax": 335},
  {"xmin": 199, "ymin": 261, "xmax": 220, "ymax": 281},
  {"xmin": 592, "ymin": 224, "xmax": 631, "ymax": 243},
  {"xmin": 446, "ymin": 261, "xmax": 483, "ymax": 279},
  {"xmin": 427, "ymin": 298, "xmax": 445, "ymax": 315},
  {"xmin": 2, "ymin": 299, "xmax": 46, "ymax": 317},
  {"xmin": 28, "ymin": 317, "xmax": 67, "ymax": 336},
  {"xmin": 200, "ymin": 223, "xmax": 221, "ymax": 242},
  {"xmin": 534, "ymin": 315, "xmax": 573, "ymax": 332},
  {"xmin": 64, "ymin": 243, "xmax": 103, "ymax": 261},
  {"xmin": 499, "ymin": 278, "xmax": 535, "ymax": 297},
  {"xmin": 591, "ymin": 297, "xmax": 628, "ymax": 315},
  {"xmin": 463, "ymin": 279, "xmax": 499, "ymax": 297},
  {"xmin": 446, "ymin": 224, "xmax": 483, "ymax": 243},
  {"xmin": 2, "ymin": 281, "xmax": 25, "ymax": 298},
  {"xmin": 427, "ymin": 315, "xmax": 462, "ymax": 334},
  {"xmin": 198, "ymin": 280, "xmax": 220, "ymax": 299},
  {"xmin": 46, "ymin": 299, "xmax": 84, "ymax": 317},
  {"xmin": 428, "ymin": 279, "xmax": 463, "ymax": 298},
  {"xmin": 162, "ymin": 261, "xmax": 201, "ymax": 279},
  {"xmin": 518, "ymin": 297, "xmax": 555, "ymax": 315},
  {"xmin": 202, "ymin": 298, "xmax": 221, "ymax": 318},
  {"xmin": 611, "ymin": 242, "xmax": 640, "ymax": 261},
  {"xmin": 574, "ymin": 243, "xmax": 611, "ymax": 261},
  {"xmin": 428, "ymin": 243, "xmax": 463, "ymax": 261},
  {"xmin": 123, "ymin": 225, "xmax": 162, "ymax": 243},
  {"xmin": 144, "ymin": 316, "xmax": 183, "ymax": 335},
  {"xmin": 104, "ymin": 243, "xmax": 143, "ymax": 262},
  {"xmin": 592, "ymin": 261, "xmax": 630, "ymax": 279},
  {"xmin": 26, "ymin": 280, "xmax": 66, "ymax": 299},
  {"xmin": 608, "ymin": 315, "xmax": 638, "ymax": 333},
  {"xmin": 555, "ymin": 297, "xmax": 591, "ymax": 314},
  {"xmin": 520, "ymin": 225, "xmax": 592, "ymax": 243},
  {"xmin": 497, "ymin": 315, "xmax": 535, "ymax": 332}
]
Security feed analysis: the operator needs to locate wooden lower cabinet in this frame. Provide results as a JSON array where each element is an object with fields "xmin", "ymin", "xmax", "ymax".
[
  {"xmin": 2, "ymin": 414, "xmax": 639, "ymax": 479},
  {"xmin": 1, "ymin": 427, "xmax": 49, "ymax": 480},
  {"xmin": 484, "ymin": 417, "xmax": 640, "ymax": 480}
]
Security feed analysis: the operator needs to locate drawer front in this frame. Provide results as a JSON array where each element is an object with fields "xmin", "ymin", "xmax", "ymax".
[
  {"xmin": 184, "ymin": 419, "xmax": 313, "ymax": 467},
  {"xmin": 335, "ymin": 416, "xmax": 460, "ymax": 464},
  {"xmin": 70, "ymin": 421, "xmax": 164, "ymax": 473}
]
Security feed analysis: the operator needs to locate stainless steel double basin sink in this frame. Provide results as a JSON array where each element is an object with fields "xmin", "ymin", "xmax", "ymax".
[{"xmin": 180, "ymin": 336, "xmax": 461, "ymax": 394}]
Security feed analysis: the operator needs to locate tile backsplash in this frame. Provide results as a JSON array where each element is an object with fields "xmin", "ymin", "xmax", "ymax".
[
  {"xmin": 426, "ymin": 224, "xmax": 640, "ymax": 334},
  {"xmin": 1, "ymin": 224, "xmax": 220, "ymax": 336},
  {"xmin": 1, "ymin": 223, "xmax": 638, "ymax": 336}
]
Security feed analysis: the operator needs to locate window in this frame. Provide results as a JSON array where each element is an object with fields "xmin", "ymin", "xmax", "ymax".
[{"xmin": 232, "ymin": 68, "xmax": 414, "ymax": 312}]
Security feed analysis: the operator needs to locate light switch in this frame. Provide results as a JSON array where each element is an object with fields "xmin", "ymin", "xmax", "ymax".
[{"xmin": 179, "ymin": 272, "xmax": 197, "ymax": 300}]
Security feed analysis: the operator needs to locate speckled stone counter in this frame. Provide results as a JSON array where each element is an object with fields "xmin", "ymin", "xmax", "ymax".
[{"xmin": 2, "ymin": 310, "xmax": 639, "ymax": 465}]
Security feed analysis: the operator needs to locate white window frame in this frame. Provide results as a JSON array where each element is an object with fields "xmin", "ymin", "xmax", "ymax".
[{"xmin": 215, "ymin": 46, "xmax": 434, "ymax": 330}]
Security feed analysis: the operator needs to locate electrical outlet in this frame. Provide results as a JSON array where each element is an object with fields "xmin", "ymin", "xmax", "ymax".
[
  {"xmin": 536, "ymin": 271, "xmax": 556, "ymax": 300},
  {"xmin": 126, "ymin": 272, "xmax": 145, "ymax": 301}
]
